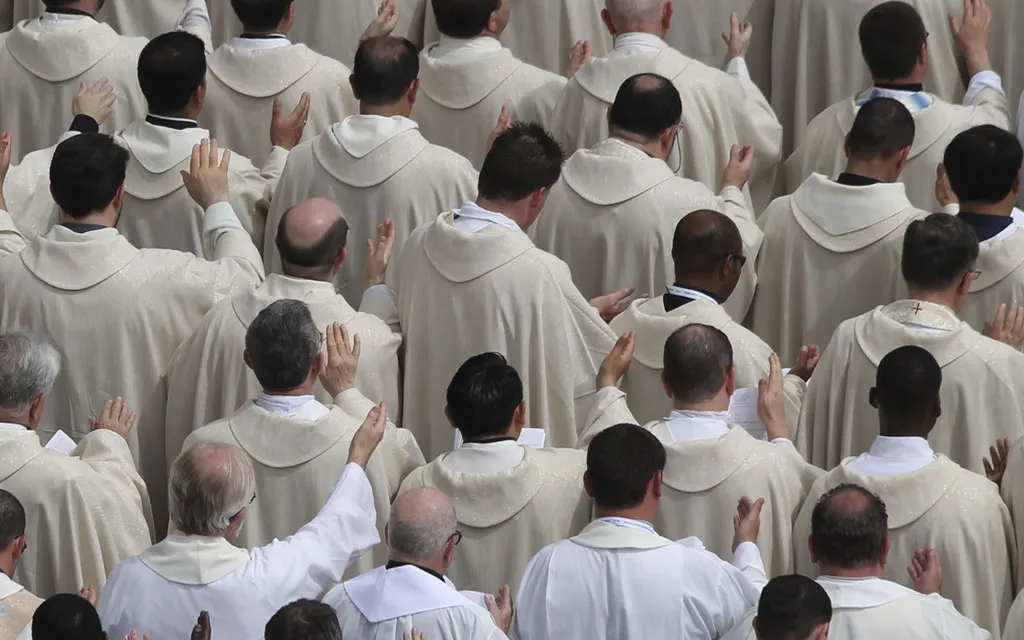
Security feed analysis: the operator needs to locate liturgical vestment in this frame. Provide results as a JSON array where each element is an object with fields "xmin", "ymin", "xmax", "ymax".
[
  {"xmin": 0, "ymin": 204, "xmax": 264, "ymax": 533},
  {"xmin": 530, "ymin": 138, "xmax": 762, "ymax": 320},
  {"xmin": 0, "ymin": 427, "xmax": 152, "ymax": 598},
  {"xmin": 265, "ymin": 115, "xmax": 477, "ymax": 305},
  {"xmin": 549, "ymin": 35, "xmax": 782, "ymax": 213},
  {"xmin": 994, "ymin": 437, "xmax": 1024, "ymax": 591},
  {"xmin": 164, "ymin": 273, "xmax": 402, "ymax": 464},
  {"xmin": 1003, "ymin": 590, "xmax": 1024, "ymax": 640},
  {"xmin": 412, "ymin": 37, "xmax": 566, "ymax": 169},
  {"xmin": 751, "ymin": 174, "xmax": 922, "ymax": 362},
  {"xmin": 960, "ymin": 209, "xmax": 1024, "ymax": 333},
  {"xmin": 794, "ymin": 453, "xmax": 1013, "ymax": 639},
  {"xmin": 182, "ymin": 389, "xmax": 424, "ymax": 575},
  {"xmin": 0, "ymin": 573, "xmax": 40, "ymax": 640},
  {"xmin": 202, "ymin": 37, "xmax": 356, "ymax": 167}
]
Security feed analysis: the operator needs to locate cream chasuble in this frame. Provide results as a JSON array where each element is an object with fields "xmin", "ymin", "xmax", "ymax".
[
  {"xmin": 961, "ymin": 212, "xmax": 1024, "ymax": 333},
  {"xmin": 549, "ymin": 41, "xmax": 782, "ymax": 213},
  {"xmin": 398, "ymin": 446, "xmax": 590, "ymax": 595},
  {"xmin": 797, "ymin": 300, "xmax": 1024, "ymax": 473},
  {"xmin": 794, "ymin": 457, "xmax": 1013, "ymax": 639},
  {"xmin": 1002, "ymin": 592, "xmax": 1024, "ymax": 640},
  {"xmin": 995, "ymin": 437, "xmax": 1024, "ymax": 592},
  {"xmin": 411, "ymin": 40, "xmax": 566, "ymax": 169},
  {"xmin": 751, "ymin": 174, "xmax": 922, "ymax": 363},
  {"xmin": 182, "ymin": 390, "xmax": 424, "ymax": 575},
  {"xmin": 265, "ymin": 116, "xmax": 477, "ymax": 305},
  {"xmin": 610, "ymin": 296, "xmax": 806, "ymax": 430},
  {"xmin": 202, "ymin": 39, "xmax": 356, "ymax": 167},
  {"xmin": 164, "ymin": 273, "xmax": 402, "ymax": 465},
  {"xmin": 1, "ymin": 136, "xmax": 67, "ymax": 240},
  {"xmin": 0, "ymin": 16, "xmax": 147, "ymax": 163},
  {"xmin": 785, "ymin": 83, "xmax": 1011, "ymax": 212},
  {"xmin": 0, "ymin": 207, "xmax": 264, "ymax": 533},
  {"xmin": 529, "ymin": 138, "xmax": 762, "ymax": 320},
  {"xmin": 0, "ymin": 572, "xmax": 40, "ymax": 640}
]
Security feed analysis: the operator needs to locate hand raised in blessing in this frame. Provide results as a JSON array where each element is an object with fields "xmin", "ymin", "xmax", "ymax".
[{"xmin": 180, "ymin": 140, "xmax": 230, "ymax": 210}]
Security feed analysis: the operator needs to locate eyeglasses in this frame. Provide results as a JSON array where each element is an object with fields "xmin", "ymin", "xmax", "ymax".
[
  {"xmin": 716, "ymin": 252, "xmax": 747, "ymax": 268},
  {"xmin": 449, "ymin": 530, "xmax": 463, "ymax": 546},
  {"xmin": 970, "ymin": 269, "xmax": 983, "ymax": 281},
  {"xmin": 318, "ymin": 330, "xmax": 326, "ymax": 349},
  {"xmin": 249, "ymin": 492, "xmax": 257, "ymax": 505}
]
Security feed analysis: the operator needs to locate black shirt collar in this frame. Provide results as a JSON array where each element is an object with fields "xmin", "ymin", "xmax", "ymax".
[
  {"xmin": 146, "ymin": 114, "xmax": 199, "ymax": 131},
  {"xmin": 238, "ymin": 33, "xmax": 288, "ymax": 39},
  {"xmin": 874, "ymin": 82, "xmax": 925, "ymax": 92},
  {"xmin": 385, "ymin": 561, "xmax": 445, "ymax": 583},
  {"xmin": 958, "ymin": 211, "xmax": 1014, "ymax": 242},
  {"xmin": 45, "ymin": 7, "xmax": 93, "ymax": 16},
  {"xmin": 664, "ymin": 283, "xmax": 722, "ymax": 313},
  {"xmin": 460, "ymin": 436, "xmax": 517, "ymax": 445},
  {"xmin": 60, "ymin": 222, "xmax": 108, "ymax": 234},
  {"xmin": 836, "ymin": 172, "xmax": 882, "ymax": 187}
]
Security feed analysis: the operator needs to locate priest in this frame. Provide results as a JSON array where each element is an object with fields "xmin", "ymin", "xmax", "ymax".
[
  {"xmin": 265, "ymin": 34, "xmax": 477, "ymax": 305},
  {"xmin": 0, "ymin": 490, "xmax": 41, "ymax": 638},
  {"xmin": 721, "ymin": 575, "xmax": 832, "ymax": 640},
  {"xmin": 549, "ymin": 0, "xmax": 782, "ymax": 212},
  {"xmin": 165, "ymin": 199, "xmax": 402, "ymax": 463},
  {"xmin": 999, "ymin": 437, "xmax": 1024, "ymax": 604},
  {"xmin": 530, "ymin": 73, "xmax": 762, "ymax": 319},
  {"xmin": 754, "ymin": 97, "xmax": 924, "ymax": 362},
  {"xmin": 785, "ymin": 0, "xmax": 1011, "ymax": 212}
]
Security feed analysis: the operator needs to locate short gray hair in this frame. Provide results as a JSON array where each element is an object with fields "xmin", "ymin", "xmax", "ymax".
[
  {"xmin": 605, "ymin": 0, "xmax": 664, "ymax": 23},
  {"xmin": 245, "ymin": 300, "xmax": 321, "ymax": 391},
  {"xmin": 387, "ymin": 488, "xmax": 458, "ymax": 561},
  {"xmin": 0, "ymin": 334, "xmax": 61, "ymax": 412},
  {"xmin": 169, "ymin": 442, "xmax": 256, "ymax": 537}
]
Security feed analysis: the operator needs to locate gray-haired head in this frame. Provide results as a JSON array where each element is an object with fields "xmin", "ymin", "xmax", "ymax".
[
  {"xmin": 387, "ymin": 487, "xmax": 458, "ymax": 567},
  {"xmin": 0, "ymin": 334, "xmax": 61, "ymax": 416},
  {"xmin": 169, "ymin": 442, "xmax": 256, "ymax": 539},
  {"xmin": 245, "ymin": 299, "xmax": 321, "ymax": 392},
  {"xmin": 604, "ymin": 0, "xmax": 664, "ymax": 25}
]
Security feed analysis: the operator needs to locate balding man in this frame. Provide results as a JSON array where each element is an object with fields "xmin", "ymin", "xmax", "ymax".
[
  {"xmin": 181, "ymin": 301, "xmax": 422, "ymax": 573},
  {"xmin": 99, "ymin": 404, "xmax": 387, "ymax": 640},
  {"xmin": 754, "ymin": 98, "xmax": 925, "ymax": 362},
  {"xmin": 324, "ymin": 487, "xmax": 513, "ymax": 640},
  {"xmin": 267, "ymin": 35, "xmax": 477, "ymax": 305},
  {"xmin": 531, "ymin": 74, "xmax": 762, "ymax": 319},
  {"xmin": 795, "ymin": 347, "xmax": 1012, "ymax": 638},
  {"xmin": 550, "ymin": 0, "xmax": 781, "ymax": 212},
  {"xmin": 612, "ymin": 211, "xmax": 815, "ymax": 426},
  {"xmin": 165, "ymin": 197, "xmax": 402, "ymax": 460}
]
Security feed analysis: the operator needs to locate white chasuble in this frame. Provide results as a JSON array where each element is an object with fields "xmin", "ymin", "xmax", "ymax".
[
  {"xmin": 961, "ymin": 213, "xmax": 1024, "ymax": 333},
  {"xmin": 0, "ymin": 572, "xmax": 40, "ymax": 640},
  {"xmin": 398, "ymin": 446, "xmax": 590, "ymax": 595},
  {"xmin": 530, "ymin": 138, "xmax": 762, "ymax": 319},
  {"xmin": 751, "ymin": 174, "xmax": 923, "ymax": 363},
  {"xmin": 265, "ymin": 116, "xmax": 477, "ymax": 305},
  {"xmin": 794, "ymin": 458, "xmax": 1013, "ymax": 639},
  {"xmin": 797, "ymin": 300, "xmax": 1024, "ymax": 474},
  {"xmin": 164, "ymin": 273, "xmax": 403, "ymax": 466}
]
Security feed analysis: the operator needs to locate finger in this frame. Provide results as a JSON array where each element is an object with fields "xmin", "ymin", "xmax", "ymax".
[
  {"xmin": 615, "ymin": 286, "xmax": 636, "ymax": 303},
  {"xmin": 189, "ymin": 143, "xmax": 202, "ymax": 177},
  {"xmin": 994, "ymin": 303, "xmax": 1007, "ymax": 331},
  {"xmin": 721, "ymin": 32, "xmax": 729, "ymax": 44},
  {"xmin": 100, "ymin": 398, "xmax": 114, "ymax": 423},
  {"xmin": 769, "ymin": 352, "xmax": 782, "ymax": 386},
  {"xmin": 352, "ymin": 333, "xmax": 362, "ymax": 362},
  {"xmin": 126, "ymin": 411, "xmax": 137, "ymax": 432},
  {"xmin": 985, "ymin": 459, "xmax": 994, "ymax": 476},
  {"xmin": 753, "ymin": 497, "xmax": 765, "ymax": 514},
  {"xmin": 209, "ymin": 139, "xmax": 221, "ymax": 168},
  {"xmin": 730, "ymin": 11, "xmax": 739, "ymax": 32}
]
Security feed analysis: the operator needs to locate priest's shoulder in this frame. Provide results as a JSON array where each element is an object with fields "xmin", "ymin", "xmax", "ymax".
[
  {"xmin": 938, "ymin": 456, "xmax": 1008, "ymax": 508},
  {"xmin": 529, "ymin": 446, "xmax": 587, "ymax": 476}
]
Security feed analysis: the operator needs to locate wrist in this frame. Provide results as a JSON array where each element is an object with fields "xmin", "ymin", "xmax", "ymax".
[
  {"xmin": 965, "ymin": 50, "xmax": 992, "ymax": 75},
  {"xmin": 596, "ymin": 373, "xmax": 619, "ymax": 390}
]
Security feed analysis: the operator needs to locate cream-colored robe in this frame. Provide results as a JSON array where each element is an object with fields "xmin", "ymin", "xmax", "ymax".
[
  {"xmin": 796, "ymin": 300, "xmax": 1024, "ymax": 474},
  {"xmin": 398, "ymin": 447, "xmax": 590, "ymax": 595},
  {"xmin": 770, "ymin": 0, "xmax": 966, "ymax": 155},
  {"xmin": 182, "ymin": 389, "xmax": 424, "ymax": 576},
  {"xmin": 549, "ymin": 42, "xmax": 783, "ymax": 213},
  {"xmin": 0, "ymin": 16, "xmax": 147, "ymax": 162},
  {"xmin": 411, "ymin": 42, "xmax": 566, "ymax": 168},
  {"xmin": 265, "ymin": 118, "xmax": 478, "ymax": 305},
  {"xmin": 0, "ymin": 428, "xmax": 152, "ymax": 597},
  {"xmin": 961, "ymin": 214, "xmax": 1024, "ymax": 333},
  {"xmin": 201, "ymin": 41, "xmax": 356, "ymax": 167},
  {"xmin": 610, "ymin": 296, "xmax": 807, "ymax": 430},
  {"xmin": 164, "ymin": 273, "xmax": 402, "ymax": 467},
  {"xmin": 996, "ymin": 437, "xmax": 1024, "ymax": 591},
  {"xmin": 794, "ymin": 457, "xmax": 1014, "ymax": 639},
  {"xmin": 529, "ymin": 138, "xmax": 762, "ymax": 320},
  {"xmin": 751, "ymin": 174, "xmax": 922, "ymax": 363},
  {"xmin": 1003, "ymin": 591, "xmax": 1024, "ymax": 640},
  {"xmin": 1, "ymin": 136, "xmax": 65, "ymax": 240},
  {"xmin": 0, "ymin": 207, "xmax": 264, "ymax": 533},
  {"xmin": 785, "ymin": 87, "xmax": 1011, "ymax": 212},
  {"xmin": 381, "ymin": 212, "xmax": 618, "ymax": 459},
  {"xmin": 990, "ymin": 0, "xmax": 1024, "ymax": 123},
  {"xmin": 0, "ymin": 573, "xmax": 40, "ymax": 640}
]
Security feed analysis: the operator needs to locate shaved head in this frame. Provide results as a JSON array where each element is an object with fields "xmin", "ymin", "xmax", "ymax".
[
  {"xmin": 388, "ymin": 487, "xmax": 457, "ymax": 562},
  {"xmin": 275, "ymin": 198, "xmax": 349, "ymax": 277},
  {"xmin": 605, "ymin": 0, "xmax": 663, "ymax": 23},
  {"xmin": 672, "ymin": 210, "xmax": 743, "ymax": 276}
]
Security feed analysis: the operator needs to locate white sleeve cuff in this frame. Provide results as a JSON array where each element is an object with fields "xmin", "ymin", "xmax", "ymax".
[
  {"xmin": 942, "ymin": 202, "xmax": 961, "ymax": 215},
  {"xmin": 963, "ymin": 70, "xmax": 1004, "ymax": 105},
  {"xmin": 726, "ymin": 57, "xmax": 751, "ymax": 80},
  {"xmin": 202, "ymin": 201, "xmax": 245, "ymax": 243}
]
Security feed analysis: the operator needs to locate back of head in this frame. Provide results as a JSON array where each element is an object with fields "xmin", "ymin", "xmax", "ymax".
[
  {"xmin": 446, "ymin": 353, "xmax": 523, "ymax": 440},
  {"xmin": 265, "ymin": 599, "xmax": 343, "ymax": 640},
  {"xmin": 49, "ymin": 134, "xmax": 129, "ymax": 220},
  {"xmin": 943, "ymin": 125, "xmax": 1023, "ymax": 204},
  {"xmin": 586, "ymin": 424, "xmax": 666, "ymax": 509},
  {"xmin": 858, "ymin": 2, "xmax": 927, "ymax": 80},
  {"xmin": 387, "ymin": 487, "xmax": 457, "ymax": 562},
  {"xmin": 230, "ymin": 0, "xmax": 292, "ymax": 30},
  {"xmin": 874, "ymin": 346, "xmax": 942, "ymax": 433},
  {"xmin": 609, "ymin": 74, "xmax": 681, "ymax": 142},
  {"xmin": 671, "ymin": 210, "xmax": 744, "ymax": 276},
  {"xmin": 755, "ymin": 575, "xmax": 832, "ymax": 640},
  {"xmin": 169, "ymin": 442, "xmax": 256, "ymax": 537},
  {"xmin": 847, "ymin": 97, "xmax": 916, "ymax": 161},
  {"xmin": 901, "ymin": 213, "xmax": 979, "ymax": 291},
  {"xmin": 138, "ymin": 31, "xmax": 207, "ymax": 115},
  {"xmin": 274, "ymin": 201, "xmax": 349, "ymax": 277},
  {"xmin": 605, "ymin": 0, "xmax": 664, "ymax": 24},
  {"xmin": 352, "ymin": 36, "xmax": 420, "ymax": 106},
  {"xmin": 0, "ymin": 334, "xmax": 61, "ymax": 414},
  {"xmin": 431, "ymin": 0, "xmax": 500, "ymax": 38},
  {"xmin": 478, "ymin": 122, "xmax": 565, "ymax": 202},
  {"xmin": 662, "ymin": 324, "xmax": 733, "ymax": 404},
  {"xmin": 0, "ymin": 490, "xmax": 25, "ymax": 553},
  {"xmin": 810, "ymin": 484, "xmax": 888, "ymax": 570},
  {"xmin": 245, "ymin": 299, "xmax": 320, "ymax": 391},
  {"xmin": 32, "ymin": 594, "xmax": 104, "ymax": 640}
]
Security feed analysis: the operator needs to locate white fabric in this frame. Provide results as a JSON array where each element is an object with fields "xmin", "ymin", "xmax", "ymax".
[
  {"xmin": 254, "ymin": 393, "xmax": 330, "ymax": 420},
  {"xmin": 452, "ymin": 202, "xmax": 521, "ymax": 234},
  {"xmin": 846, "ymin": 436, "xmax": 937, "ymax": 477},
  {"xmin": 227, "ymin": 35, "xmax": 290, "ymax": 50},
  {"xmin": 0, "ymin": 572, "xmax": 39, "ymax": 640},
  {"xmin": 445, "ymin": 440, "xmax": 525, "ymax": 474},
  {"xmin": 337, "ymin": 115, "xmax": 420, "ymax": 159},
  {"xmin": 139, "ymin": 533, "xmax": 250, "ymax": 586},
  {"xmin": 665, "ymin": 411, "xmax": 731, "ymax": 442},
  {"xmin": 613, "ymin": 32, "xmax": 667, "ymax": 55},
  {"xmin": 0, "ymin": 423, "xmax": 26, "ymax": 432},
  {"xmin": 429, "ymin": 35, "xmax": 504, "ymax": 60}
]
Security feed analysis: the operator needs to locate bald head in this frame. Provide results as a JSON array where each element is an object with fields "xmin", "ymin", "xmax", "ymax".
[
  {"xmin": 169, "ymin": 442, "xmax": 256, "ymax": 538},
  {"xmin": 352, "ymin": 36, "xmax": 419, "ymax": 106},
  {"xmin": 275, "ymin": 198, "xmax": 349, "ymax": 278},
  {"xmin": 662, "ymin": 324, "xmax": 733, "ymax": 404},
  {"xmin": 672, "ymin": 210, "xmax": 743, "ymax": 274},
  {"xmin": 609, "ymin": 74, "xmax": 681, "ymax": 143},
  {"xmin": 810, "ymin": 484, "xmax": 888, "ymax": 570},
  {"xmin": 388, "ymin": 487, "xmax": 458, "ymax": 563}
]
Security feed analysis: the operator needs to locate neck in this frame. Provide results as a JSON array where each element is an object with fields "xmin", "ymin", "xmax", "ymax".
[
  {"xmin": 0, "ymin": 551, "xmax": 16, "ymax": 579},
  {"xmin": 388, "ymin": 553, "xmax": 446, "ymax": 576},
  {"xmin": 873, "ymin": 73, "xmax": 924, "ymax": 87},
  {"xmin": 281, "ymin": 267, "xmax": 335, "ymax": 284},
  {"xmin": 0, "ymin": 411, "xmax": 28, "ymax": 429},
  {"xmin": 474, "ymin": 197, "xmax": 528, "ymax": 230},
  {"xmin": 960, "ymin": 200, "xmax": 1015, "ymax": 216},
  {"xmin": 463, "ymin": 426, "xmax": 519, "ymax": 444},
  {"xmin": 594, "ymin": 504, "xmax": 656, "ymax": 523},
  {"xmin": 617, "ymin": 23, "xmax": 665, "ymax": 39},
  {"xmin": 151, "ymin": 109, "xmax": 199, "ymax": 122},
  {"xmin": 878, "ymin": 417, "xmax": 932, "ymax": 439},
  {"xmin": 60, "ymin": 211, "xmax": 114, "ymax": 227},
  {"xmin": 671, "ymin": 276, "xmax": 728, "ymax": 302},
  {"xmin": 48, "ymin": 1, "xmax": 94, "ymax": 15},
  {"xmin": 360, "ymin": 102, "xmax": 412, "ymax": 118},
  {"xmin": 611, "ymin": 131, "xmax": 666, "ymax": 160},
  {"xmin": 844, "ymin": 158, "xmax": 900, "ymax": 184},
  {"xmin": 906, "ymin": 287, "xmax": 960, "ymax": 311},
  {"xmin": 673, "ymin": 392, "xmax": 730, "ymax": 414},
  {"xmin": 241, "ymin": 25, "xmax": 286, "ymax": 36},
  {"xmin": 820, "ymin": 564, "xmax": 886, "ymax": 580},
  {"xmin": 262, "ymin": 384, "xmax": 315, "ymax": 398}
]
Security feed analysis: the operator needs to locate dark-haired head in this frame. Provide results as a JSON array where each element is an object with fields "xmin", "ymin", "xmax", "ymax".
[
  {"xmin": 859, "ymin": 2, "xmax": 927, "ymax": 82},
  {"xmin": 870, "ymin": 346, "xmax": 942, "ymax": 438},
  {"xmin": 32, "ymin": 593, "xmax": 104, "ymax": 640},
  {"xmin": 844, "ymin": 97, "xmax": 915, "ymax": 182},
  {"xmin": 477, "ymin": 122, "xmax": 565, "ymax": 230},
  {"xmin": 432, "ymin": 0, "xmax": 507, "ymax": 39},
  {"xmin": 753, "ymin": 575, "xmax": 832, "ymax": 640},
  {"xmin": 50, "ymin": 134, "xmax": 129, "ymax": 224},
  {"xmin": 275, "ymin": 198, "xmax": 349, "ymax": 281},
  {"xmin": 608, "ymin": 74, "xmax": 681, "ymax": 160},
  {"xmin": 671, "ymin": 210, "xmax": 745, "ymax": 301},
  {"xmin": 230, "ymin": 0, "xmax": 295, "ymax": 32},
  {"xmin": 0, "ymin": 490, "xmax": 26, "ymax": 574},
  {"xmin": 662, "ymin": 324, "xmax": 734, "ymax": 407},
  {"xmin": 810, "ymin": 484, "xmax": 889, "ymax": 572},
  {"xmin": 138, "ymin": 31, "xmax": 207, "ymax": 118},
  {"xmin": 266, "ymin": 599, "xmax": 343, "ymax": 640},
  {"xmin": 585, "ymin": 424, "xmax": 666, "ymax": 515},
  {"xmin": 445, "ymin": 353, "xmax": 525, "ymax": 441},
  {"xmin": 901, "ymin": 213, "xmax": 979, "ymax": 309},
  {"xmin": 244, "ymin": 300, "xmax": 324, "ymax": 392},
  {"xmin": 351, "ymin": 36, "xmax": 420, "ymax": 110},
  {"xmin": 943, "ymin": 125, "xmax": 1023, "ymax": 207}
]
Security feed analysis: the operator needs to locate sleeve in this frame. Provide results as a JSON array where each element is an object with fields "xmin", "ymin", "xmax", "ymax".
[
  {"xmin": 191, "ymin": 201, "xmax": 265, "ymax": 294},
  {"xmin": 175, "ymin": 0, "xmax": 213, "ymax": 52},
  {"xmin": 513, "ymin": 548, "xmax": 556, "ymax": 640},
  {"xmin": 718, "ymin": 185, "xmax": 763, "ymax": 259},
  {"xmin": 962, "ymin": 70, "xmax": 1005, "ymax": 105},
  {"xmin": 731, "ymin": 541, "xmax": 768, "ymax": 590},
  {"xmin": 722, "ymin": 74, "xmax": 783, "ymax": 212},
  {"xmin": 726, "ymin": 57, "xmax": 751, "ymax": 80},
  {"xmin": 358, "ymin": 285, "xmax": 401, "ymax": 333},
  {"xmin": 260, "ymin": 147, "xmax": 290, "ymax": 188},
  {"xmin": 74, "ymin": 430, "xmax": 155, "ymax": 538},
  {"xmin": 963, "ymin": 72, "xmax": 1011, "ymax": 129},
  {"xmin": 575, "ymin": 386, "xmax": 639, "ymax": 448},
  {"xmin": 781, "ymin": 373, "xmax": 807, "ymax": 437},
  {"xmin": 0, "ymin": 210, "xmax": 28, "ymax": 256}
]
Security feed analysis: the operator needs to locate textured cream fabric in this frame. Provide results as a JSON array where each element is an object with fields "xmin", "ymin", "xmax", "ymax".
[
  {"xmin": 996, "ymin": 437, "xmax": 1024, "ymax": 592},
  {"xmin": 961, "ymin": 226, "xmax": 1024, "ymax": 333}
]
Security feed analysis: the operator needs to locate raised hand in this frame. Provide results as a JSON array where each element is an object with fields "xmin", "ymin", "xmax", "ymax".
[
  {"xmin": 181, "ymin": 139, "xmax": 231, "ymax": 210},
  {"xmin": 487, "ymin": 105, "xmax": 512, "ymax": 152},
  {"xmin": 88, "ymin": 397, "xmax": 137, "ymax": 440},
  {"xmin": 270, "ymin": 93, "xmax": 311, "ymax": 151},
  {"xmin": 73, "ymin": 78, "xmax": 117, "ymax": 125},
  {"xmin": 790, "ymin": 345, "xmax": 821, "ymax": 382},
  {"xmin": 721, "ymin": 11, "xmax": 753, "ymax": 61},
  {"xmin": 722, "ymin": 143, "xmax": 755, "ymax": 189},
  {"xmin": 78, "ymin": 586, "xmax": 99, "ymax": 607},
  {"xmin": 590, "ymin": 286, "xmax": 638, "ymax": 322},
  {"xmin": 191, "ymin": 611, "xmax": 212, "ymax": 640},
  {"xmin": 908, "ymin": 547, "xmax": 943, "ymax": 595},
  {"xmin": 403, "ymin": 630, "xmax": 427, "ymax": 640},
  {"xmin": 364, "ymin": 219, "xmax": 396, "ymax": 289},
  {"xmin": 361, "ymin": 0, "xmax": 400, "ymax": 42},
  {"xmin": 597, "ymin": 331, "xmax": 636, "ymax": 389},
  {"xmin": 486, "ymin": 584, "xmax": 515, "ymax": 634},
  {"xmin": 983, "ymin": 303, "xmax": 1024, "ymax": 349},
  {"xmin": 565, "ymin": 40, "xmax": 592, "ymax": 79},
  {"xmin": 983, "ymin": 438, "xmax": 1012, "ymax": 487},
  {"xmin": 319, "ymin": 322, "xmax": 361, "ymax": 398},
  {"xmin": 951, "ymin": 0, "xmax": 992, "ymax": 76},
  {"xmin": 935, "ymin": 163, "xmax": 958, "ymax": 207},
  {"xmin": 348, "ymin": 401, "xmax": 388, "ymax": 468},
  {"xmin": 732, "ymin": 496, "xmax": 765, "ymax": 552},
  {"xmin": 757, "ymin": 353, "xmax": 787, "ymax": 441}
]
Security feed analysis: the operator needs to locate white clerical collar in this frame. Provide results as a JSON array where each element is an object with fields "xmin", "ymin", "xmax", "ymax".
[
  {"xmin": 139, "ymin": 532, "xmax": 250, "ymax": 586},
  {"xmin": 430, "ymin": 34, "xmax": 503, "ymax": 60},
  {"xmin": 984, "ymin": 207, "xmax": 1024, "ymax": 244},
  {"xmin": 594, "ymin": 517, "xmax": 657, "ymax": 535},
  {"xmin": 665, "ymin": 285, "xmax": 719, "ymax": 305},
  {"xmin": 666, "ymin": 410, "xmax": 731, "ymax": 443},
  {"xmin": 0, "ymin": 572, "xmax": 25, "ymax": 601},
  {"xmin": 343, "ymin": 565, "xmax": 478, "ymax": 623},
  {"xmin": 446, "ymin": 440, "xmax": 526, "ymax": 474},
  {"xmin": 230, "ymin": 34, "xmax": 292, "ymax": 50},
  {"xmin": 846, "ymin": 436, "xmax": 936, "ymax": 478},
  {"xmin": 0, "ymin": 423, "xmax": 27, "ymax": 432},
  {"xmin": 614, "ymin": 32, "xmax": 667, "ymax": 54},
  {"xmin": 335, "ymin": 114, "xmax": 419, "ymax": 159},
  {"xmin": 816, "ymin": 575, "xmax": 917, "ymax": 610},
  {"xmin": 40, "ymin": 11, "xmax": 92, "ymax": 27},
  {"xmin": 452, "ymin": 201, "xmax": 522, "ymax": 233},
  {"xmin": 255, "ymin": 392, "xmax": 330, "ymax": 420}
]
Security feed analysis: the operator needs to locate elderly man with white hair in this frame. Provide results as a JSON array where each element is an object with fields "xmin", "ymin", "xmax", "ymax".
[
  {"xmin": 324, "ymin": 486, "xmax": 514, "ymax": 640},
  {"xmin": 97, "ymin": 402, "xmax": 388, "ymax": 639},
  {"xmin": 0, "ymin": 333, "xmax": 152, "ymax": 598}
]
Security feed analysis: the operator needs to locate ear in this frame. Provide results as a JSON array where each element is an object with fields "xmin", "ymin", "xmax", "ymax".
[
  {"xmin": 111, "ymin": 183, "xmax": 126, "ymax": 213},
  {"xmin": 27, "ymin": 393, "xmax": 47, "ymax": 430},
  {"xmin": 869, "ymin": 387, "xmax": 878, "ymax": 409},
  {"xmin": 383, "ymin": 523, "xmax": 389, "ymax": 546},
  {"xmin": 843, "ymin": 134, "xmax": 852, "ymax": 159},
  {"xmin": 283, "ymin": 1, "xmax": 296, "ymax": 27},
  {"xmin": 725, "ymin": 366, "xmax": 736, "ymax": 397},
  {"xmin": 919, "ymin": 42, "xmax": 929, "ymax": 70},
  {"xmin": 1014, "ymin": 171, "xmax": 1022, "ymax": 196},
  {"xmin": 445, "ymin": 406, "xmax": 458, "ymax": 430},
  {"xmin": 660, "ymin": 126, "xmax": 677, "ymax": 155},
  {"xmin": 349, "ymin": 75, "xmax": 361, "ymax": 101},
  {"xmin": 486, "ymin": 7, "xmax": 501, "ymax": 34},
  {"xmin": 661, "ymin": 371, "xmax": 674, "ymax": 400},
  {"xmin": 310, "ymin": 351, "xmax": 325, "ymax": 380},
  {"xmin": 514, "ymin": 401, "xmax": 527, "ymax": 428},
  {"xmin": 583, "ymin": 470, "xmax": 595, "ymax": 498},
  {"xmin": 529, "ymin": 187, "xmax": 548, "ymax": 211},
  {"xmin": 808, "ymin": 534, "xmax": 817, "ymax": 563},
  {"xmin": 333, "ymin": 247, "xmax": 347, "ymax": 271},
  {"xmin": 651, "ymin": 469, "xmax": 663, "ymax": 500},
  {"xmin": 243, "ymin": 350, "xmax": 254, "ymax": 372},
  {"xmin": 600, "ymin": 9, "xmax": 616, "ymax": 36},
  {"xmin": 407, "ymin": 78, "xmax": 421, "ymax": 105},
  {"xmin": 195, "ymin": 81, "xmax": 207, "ymax": 109},
  {"xmin": 442, "ymin": 535, "xmax": 457, "ymax": 567},
  {"xmin": 880, "ymin": 536, "xmax": 891, "ymax": 566},
  {"xmin": 662, "ymin": 1, "xmax": 673, "ymax": 30},
  {"xmin": 935, "ymin": 397, "xmax": 942, "ymax": 420},
  {"xmin": 752, "ymin": 617, "xmax": 759, "ymax": 636}
]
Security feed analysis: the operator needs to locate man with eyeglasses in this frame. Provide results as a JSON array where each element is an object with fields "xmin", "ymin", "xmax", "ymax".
[{"xmin": 324, "ymin": 486, "xmax": 514, "ymax": 640}]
